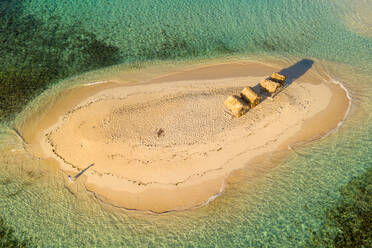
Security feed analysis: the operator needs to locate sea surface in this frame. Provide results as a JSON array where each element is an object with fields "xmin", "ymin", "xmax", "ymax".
[{"xmin": 0, "ymin": 0, "xmax": 371, "ymax": 247}]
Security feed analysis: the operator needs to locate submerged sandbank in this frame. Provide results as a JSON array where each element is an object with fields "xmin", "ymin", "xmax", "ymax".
[{"xmin": 18, "ymin": 60, "xmax": 350, "ymax": 213}]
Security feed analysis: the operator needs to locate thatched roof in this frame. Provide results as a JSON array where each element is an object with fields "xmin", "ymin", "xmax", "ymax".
[
  {"xmin": 224, "ymin": 95, "xmax": 250, "ymax": 117},
  {"xmin": 270, "ymin": 72, "xmax": 286, "ymax": 85},
  {"xmin": 260, "ymin": 79, "xmax": 281, "ymax": 94},
  {"xmin": 241, "ymin": 87, "xmax": 261, "ymax": 108}
]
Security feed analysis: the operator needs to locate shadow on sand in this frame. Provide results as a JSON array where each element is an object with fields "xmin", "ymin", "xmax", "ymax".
[
  {"xmin": 249, "ymin": 59, "xmax": 314, "ymax": 104},
  {"xmin": 279, "ymin": 59, "xmax": 314, "ymax": 85}
]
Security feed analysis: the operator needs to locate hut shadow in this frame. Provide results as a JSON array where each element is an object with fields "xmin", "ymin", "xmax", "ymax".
[
  {"xmin": 279, "ymin": 58, "xmax": 314, "ymax": 86},
  {"xmin": 250, "ymin": 59, "xmax": 314, "ymax": 105}
]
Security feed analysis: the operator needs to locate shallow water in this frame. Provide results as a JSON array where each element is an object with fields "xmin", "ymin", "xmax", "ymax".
[{"xmin": 1, "ymin": 0, "xmax": 372, "ymax": 247}]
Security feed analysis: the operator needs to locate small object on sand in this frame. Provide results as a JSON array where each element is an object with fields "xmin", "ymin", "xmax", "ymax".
[
  {"xmin": 156, "ymin": 128, "xmax": 164, "ymax": 137},
  {"xmin": 224, "ymin": 95, "xmax": 250, "ymax": 118},
  {"xmin": 270, "ymin": 72, "xmax": 287, "ymax": 85},
  {"xmin": 240, "ymin": 87, "xmax": 261, "ymax": 108},
  {"xmin": 67, "ymin": 175, "xmax": 73, "ymax": 182},
  {"xmin": 73, "ymin": 163, "xmax": 95, "ymax": 181},
  {"xmin": 260, "ymin": 79, "xmax": 282, "ymax": 94}
]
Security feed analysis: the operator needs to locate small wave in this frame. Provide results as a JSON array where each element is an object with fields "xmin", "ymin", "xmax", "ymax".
[
  {"xmin": 288, "ymin": 78, "xmax": 352, "ymax": 151},
  {"xmin": 83, "ymin": 81, "xmax": 109, "ymax": 86},
  {"xmin": 322, "ymin": 79, "xmax": 352, "ymax": 139},
  {"xmin": 197, "ymin": 178, "xmax": 226, "ymax": 209}
]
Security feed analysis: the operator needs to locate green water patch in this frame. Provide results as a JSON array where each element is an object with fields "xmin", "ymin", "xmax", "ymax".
[
  {"xmin": 308, "ymin": 166, "xmax": 372, "ymax": 247},
  {"xmin": 0, "ymin": 0, "xmax": 121, "ymax": 122},
  {"xmin": 0, "ymin": 216, "xmax": 34, "ymax": 248},
  {"xmin": 336, "ymin": 0, "xmax": 372, "ymax": 38},
  {"xmin": 23, "ymin": 0, "xmax": 372, "ymax": 67}
]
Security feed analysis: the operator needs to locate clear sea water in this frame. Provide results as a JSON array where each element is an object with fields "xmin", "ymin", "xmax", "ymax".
[{"xmin": 0, "ymin": 0, "xmax": 371, "ymax": 247}]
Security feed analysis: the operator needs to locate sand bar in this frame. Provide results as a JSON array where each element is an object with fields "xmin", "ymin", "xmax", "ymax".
[{"xmin": 19, "ymin": 61, "xmax": 350, "ymax": 213}]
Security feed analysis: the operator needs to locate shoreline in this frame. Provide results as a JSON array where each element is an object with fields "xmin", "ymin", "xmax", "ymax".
[{"xmin": 18, "ymin": 60, "xmax": 350, "ymax": 213}]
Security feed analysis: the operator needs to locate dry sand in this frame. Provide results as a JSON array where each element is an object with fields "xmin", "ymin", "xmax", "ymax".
[{"xmin": 19, "ymin": 61, "xmax": 350, "ymax": 213}]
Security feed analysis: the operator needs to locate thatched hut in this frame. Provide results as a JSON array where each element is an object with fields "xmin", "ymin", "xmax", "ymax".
[
  {"xmin": 240, "ymin": 87, "xmax": 261, "ymax": 108},
  {"xmin": 270, "ymin": 72, "xmax": 287, "ymax": 85},
  {"xmin": 224, "ymin": 95, "xmax": 250, "ymax": 117},
  {"xmin": 260, "ymin": 79, "xmax": 282, "ymax": 94}
]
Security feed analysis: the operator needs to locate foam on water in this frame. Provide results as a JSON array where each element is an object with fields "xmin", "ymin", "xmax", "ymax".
[
  {"xmin": 321, "ymin": 79, "xmax": 353, "ymax": 138},
  {"xmin": 83, "ymin": 81, "xmax": 110, "ymax": 86}
]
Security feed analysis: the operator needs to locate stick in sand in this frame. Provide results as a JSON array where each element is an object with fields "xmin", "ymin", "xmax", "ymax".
[{"xmin": 68, "ymin": 163, "xmax": 95, "ymax": 182}]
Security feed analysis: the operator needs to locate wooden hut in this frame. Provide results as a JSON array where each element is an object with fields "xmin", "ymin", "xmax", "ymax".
[
  {"xmin": 260, "ymin": 79, "xmax": 282, "ymax": 94},
  {"xmin": 240, "ymin": 87, "xmax": 261, "ymax": 108},
  {"xmin": 270, "ymin": 72, "xmax": 286, "ymax": 85},
  {"xmin": 224, "ymin": 95, "xmax": 250, "ymax": 117}
]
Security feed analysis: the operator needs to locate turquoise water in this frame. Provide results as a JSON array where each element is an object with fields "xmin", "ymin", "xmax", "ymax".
[
  {"xmin": 1, "ymin": 0, "xmax": 372, "ymax": 247},
  {"xmin": 23, "ymin": 0, "xmax": 371, "ymax": 66}
]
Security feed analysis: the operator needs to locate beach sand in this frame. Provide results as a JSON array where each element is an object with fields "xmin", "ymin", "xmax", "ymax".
[{"xmin": 19, "ymin": 61, "xmax": 350, "ymax": 213}]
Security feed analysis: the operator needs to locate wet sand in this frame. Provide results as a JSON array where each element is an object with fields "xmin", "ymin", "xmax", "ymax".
[{"xmin": 18, "ymin": 61, "xmax": 350, "ymax": 213}]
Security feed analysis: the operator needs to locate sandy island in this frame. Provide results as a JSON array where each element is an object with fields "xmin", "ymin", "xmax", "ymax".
[{"xmin": 19, "ymin": 60, "xmax": 350, "ymax": 213}]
